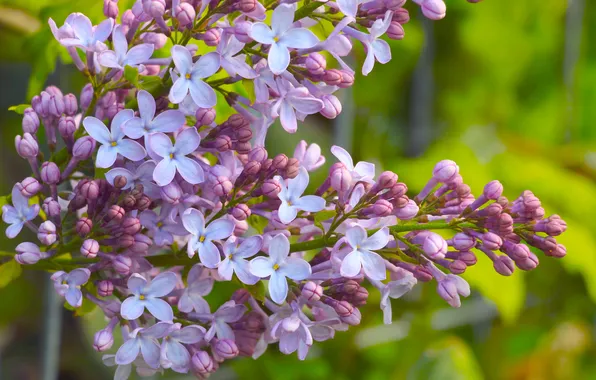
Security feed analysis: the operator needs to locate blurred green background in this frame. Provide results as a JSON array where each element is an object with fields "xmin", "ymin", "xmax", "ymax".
[{"xmin": 1, "ymin": 0, "xmax": 595, "ymax": 379}]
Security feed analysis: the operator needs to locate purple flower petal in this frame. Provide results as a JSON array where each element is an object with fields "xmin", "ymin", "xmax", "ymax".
[
  {"xmin": 171, "ymin": 45, "xmax": 193, "ymax": 75},
  {"xmin": 145, "ymin": 298, "xmax": 174, "ymax": 321},
  {"xmin": 153, "ymin": 158, "xmax": 177, "ymax": 186},
  {"xmin": 249, "ymin": 23, "xmax": 275, "ymax": 44},
  {"xmin": 249, "ymin": 257, "xmax": 274, "ymax": 278},
  {"xmin": 146, "ymin": 272, "xmax": 177, "ymax": 297},
  {"xmin": 279, "ymin": 28, "xmax": 318, "ymax": 49},
  {"xmin": 198, "ymin": 241, "xmax": 221, "ymax": 268},
  {"xmin": 118, "ymin": 139, "xmax": 147, "ymax": 161},
  {"xmin": 269, "ymin": 234, "xmax": 290, "ymax": 264},
  {"xmin": 192, "ymin": 52, "xmax": 220, "ymax": 79},
  {"xmin": 115, "ymin": 338, "xmax": 140, "ymax": 365},
  {"xmin": 205, "ymin": 219, "xmax": 234, "ymax": 240},
  {"xmin": 360, "ymin": 250, "xmax": 386, "ymax": 280},
  {"xmin": 269, "ymin": 42, "xmax": 291, "ymax": 75},
  {"xmin": 280, "ymin": 257, "xmax": 311, "ymax": 281},
  {"xmin": 269, "ymin": 271, "xmax": 288, "ymax": 304},
  {"xmin": 121, "ymin": 297, "xmax": 145, "ymax": 320},
  {"xmin": 169, "ymin": 78, "xmax": 190, "ymax": 104},
  {"xmin": 340, "ymin": 250, "xmax": 362, "ymax": 278},
  {"xmin": 271, "ymin": 4, "xmax": 295, "ymax": 36},
  {"xmin": 83, "ymin": 117, "xmax": 111, "ymax": 145},
  {"xmin": 188, "ymin": 79, "xmax": 217, "ymax": 109}
]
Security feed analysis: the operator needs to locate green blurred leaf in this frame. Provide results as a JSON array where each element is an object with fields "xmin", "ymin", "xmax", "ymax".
[
  {"xmin": 315, "ymin": 210, "xmax": 335, "ymax": 223},
  {"xmin": 0, "ymin": 260, "xmax": 22, "ymax": 289},
  {"xmin": 8, "ymin": 104, "xmax": 31, "ymax": 114},
  {"xmin": 248, "ymin": 214, "xmax": 268, "ymax": 234},
  {"xmin": 124, "ymin": 65, "xmax": 139, "ymax": 86}
]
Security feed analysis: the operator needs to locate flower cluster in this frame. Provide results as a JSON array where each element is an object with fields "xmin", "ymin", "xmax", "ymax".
[{"xmin": 3, "ymin": 0, "xmax": 568, "ymax": 379}]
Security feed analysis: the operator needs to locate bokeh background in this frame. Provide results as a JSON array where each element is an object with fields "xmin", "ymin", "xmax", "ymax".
[{"xmin": 1, "ymin": 0, "xmax": 595, "ymax": 379}]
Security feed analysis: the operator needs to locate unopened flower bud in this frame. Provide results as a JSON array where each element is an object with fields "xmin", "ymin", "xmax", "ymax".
[
  {"xmin": 22, "ymin": 108, "xmax": 40, "ymax": 134},
  {"xmin": 302, "ymin": 281, "xmax": 323, "ymax": 302},
  {"xmin": 41, "ymin": 162, "xmax": 61, "ymax": 184},
  {"xmin": 387, "ymin": 21, "xmax": 405, "ymax": 40},
  {"xmin": 450, "ymin": 233, "xmax": 475, "ymax": 250},
  {"xmin": 213, "ymin": 176, "xmax": 233, "ymax": 197},
  {"xmin": 93, "ymin": 328, "xmax": 114, "ymax": 352},
  {"xmin": 113, "ymin": 175, "xmax": 128, "ymax": 189},
  {"xmin": 196, "ymin": 107, "xmax": 216, "ymax": 126},
  {"xmin": 418, "ymin": 232, "xmax": 447, "ymax": 259},
  {"xmin": 98, "ymin": 280, "xmax": 114, "ymax": 297},
  {"xmin": 203, "ymin": 28, "xmax": 221, "ymax": 46},
  {"xmin": 232, "ymin": 204, "xmax": 251, "ymax": 221},
  {"xmin": 192, "ymin": 351, "xmax": 214, "ymax": 374},
  {"xmin": 38, "ymin": 221, "xmax": 57, "ymax": 245},
  {"xmin": 320, "ymin": 95, "xmax": 342, "ymax": 119},
  {"xmin": 18, "ymin": 177, "xmax": 42, "ymax": 198},
  {"xmin": 80, "ymin": 180, "xmax": 100, "ymax": 200},
  {"xmin": 493, "ymin": 255, "xmax": 515, "ymax": 276},
  {"xmin": 248, "ymin": 147, "xmax": 268, "ymax": 163},
  {"xmin": 333, "ymin": 300, "xmax": 354, "ymax": 318},
  {"xmin": 231, "ymin": 289, "xmax": 251, "ymax": 304},
  {"xmin": 394, "ymin": 199, "xmax": 419, "ymax": 220},
  {"xmin": 15, "ymin": 133, "xmax": 39, "ymax": 159},
  {"xmin": 72, "ymin": 136, "xmax": 96, "ymax": 160},
  {"xmin": 420, "ymin": 0, "xmax": 446, "ymax": 20},
  {"xmin": 175, "ymin": 3, "xmax": 195, "ymax": 25},
  {"xmin": 81, "ymin": 239, "xmax": 100, "ymax": 258},
  {"xmin": 273, "ymin": 154, "xmax": 289, "ymax": 170},
  {"xmin": 58, "ymin": 116, "xmax": 77, "ymax": 141},
  {"xmin": 142, "ymin": 32, "xmax": 168, "ymax": 49},
  {"xmin": 15, "ymin": 242, "xmax": 42, "ymax": 265},
  {"xmin": 213, "ymin": 339, "xmax": 239, "ymax": 360},
  {"xmin": 76, "ymin": 217, "xmax": 93, "ymax": 237},
  {"xmin": 103, "ymin": 0, "xmax": 119, "ymax": 18},
  {"xmin": 330, "ymin": 163, "xmax": 352, "ymax": 192},
  {"xmin": 237, "ymin": 0, "xmax": 257, "ymax": 12},
  {"xmin": 105, "ymin": 205, "xmax": 125, "ymax": 223},
  {"xmin": 433, "ymin": 160, "xmax": 459, "ymax": 183},
  {"xmin": 234, "ymin": 21, "xmax": 252, "ymax": 43},
  {"xmin": 483, "ymin": 180, "xmax": 503, "ymax": 200},
  {"xmin": 144, "ymin": 0, "xmax": 165, "ymax": 17},
  {"xmin": 305, "ymin": 53, "xmax": 326, "ymax": 75},
  {"xmin": 262, "ymin": 179, "xmax": 282, "ymax": 197},
  {"xmin": 481, "ymin": 232, "xmax": 502, "ymax": 250},
  {"xmin": 80, "ymin": 84, "xmax": 93, "ymax": 111},
  {"xmin": 43, "ymin": 198, "xmax": 61, "ymax": 220},
  {"xmin": 121, "ymin": 217, "xmax": 141, "ymax": 235},
  {"xmin": 284, "ymin": 158, "xmax": 300, "ymax": 179},
  {"xmin": 48, "ymin": 93, "xmax": 65, "ymax": 117},
  {"xmin": 160, "ymin": 182, "xmax": 182, "ymax": 203},
  {"xmin": 323, "ymin": 69, "xmax": 342, "ymax": 86},
  {"xmin": 338, "ymin": 70, "xmax": 354, "ymax": 88},
  {"xmin": 63, "ymin": 93, "xmax": 78, "ymax": 116},
  {"xmin": 112, "ymin": 255, "xmax": 133, "ymax": 275},
  {"xmin": 516, "ymin": 253, "xmax": 539, "ymax": 271}
]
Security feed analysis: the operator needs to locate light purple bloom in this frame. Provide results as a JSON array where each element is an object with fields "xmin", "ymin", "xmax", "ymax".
[
  {"xmin": 427, "ymin": 263, "xmax": 471, "ymax": 308},
  {"xmin": 160, "ymin": 323, "xmax": 206, "ymax": 373},
  {"xmin": 98, "ymin": 25, "xmax": 154, "ymax": 70},
  {"xmin": 178, "ymin": 265, "xmax": 213, "ymax": 313},
  {"xmin": 270, "ymin": 302, "xmax": 313, "ymax": 359},
  {"xmin": 371, "ymin": 268, "xmax": 418, "ymax": 324},
  {"xmin": 270, "ymin": 78, "xmax": 324, "ymax": 134},
  {"xmin": 122, "ymin": 90, "xmax": 185, "ymax": 147},
  {"xmin": 340, "ymin": 226, "xmax": 389, "ymax": 280},
  {"xmin": 294, "ymin": 140, "xmax": 325, "ymax": 172},
  {"xmin": 121, "ymin": 272, "xmax": 177, "ymax": 321},
  {"xmin": 2, "ymin": 184, "xmax": 40, "ymax": 239},
  {"xmin": 337, "ymin": 0, "xmax": 366, "ymax": 18},
  {"xmin": 50, "ymin": 268, "xmax": 91, "ymax": 308},
  {"xmin": 169, "ymin": 46, "xmax": 220, "ymax": 108},
  {"xmin": 191, "ymin": 300, "xmax": 247, "ymax": 342},
  {"xmin": 150, "ymin": 128, "xmax": 204, "ymax": 186},
  {"xmin": 83, "ymin": 110, "xmax": 146, "ymax": 168},
  {"xmin": 343, "ymin": 11, "xmax": 392, "ymax": 75},
  {"xmin": 139, "ymin": 210, "xmax": 186, "ymax": 246},
  {"xmin": 218, "ymin": 236, "xmax": 263, "ymax": 284},
  {"xmin": 105, "ymin": 160, "xmax": 160, "ymax": 198},
  {"xmin": 276, "ymin": 167, "xmax": 326, "ymax": 224},
  {"xmin": 331, "ymin": 145, "xmax": 375, "ymax": 184},
  {"xmin": 249, "ymin": 4, "xmax": 319, "ymax": 74},
  {"xmin": 53, "ymin": 13, "xmax": 114, "ymax": 52},
  {"xmin": 181, "ymin": 208, "xmax": 235, "ymax": 268},
  {"xmin": 115, "ymin": 322, "xmax": 171, "ymax": 368},
  {"xmin": 217, "ymin": 35, "xmax": 257, "ymax": 79},
  {"xmin": 250, "ymin": 234, "xmax": 312, "ymax": 304}
]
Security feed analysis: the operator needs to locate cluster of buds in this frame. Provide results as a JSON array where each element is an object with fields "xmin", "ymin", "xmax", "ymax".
[{"xmin": 1, "ymin": 0, "xmax": 560, "ymax": 379}]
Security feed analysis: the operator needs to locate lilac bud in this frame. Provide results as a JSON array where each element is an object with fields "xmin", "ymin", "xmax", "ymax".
[
  {"xmin": 384, "ymin": 183, "xmax": 408, "ymax": 199},
  {"xmin": 234, "ymin": 21, "xmax": 252, "ymax": 43},
  {"xmin": 80, "ymin": 84, "xmax": 93, "ymax": 111},
  {"xmin": 323, "ymin": 69, "xmax": 342, "ymax": 86},
  {"xmin": 329, "ymin": 163, "xmax": 352, "ymax": 192},
  {"xmin": 103, "ymin": 0, "xmax": 119, "ymax": 18},
  {"xmin": 48, "ymin": 93, "xmax": 65, "ymax": 117},
  {"xmin": 436, "ymin": 275, "xmax": 469, "ymax": 307},
  {"xmin": 15, "ymin": 242, "xmax": 42, "ymax": 265},
  {"xmin": 421, "ymin": 232, "xmax": 447, "ymax": 259},
  {"xmin": 302, "ymin": 281, "xmax": 323, "ymax": 302},
  {"xmin": 385, "ymin": 0, "xmax": 407, "ymax": 10},
  {"xmin": 231, "ymin": 288, "xmax": 251, "ymax": 304},
  {"xmin": 160, "ymin": 182, "xmax": 182, "ymax": 203},
  {"xmin": 433, "ymin": 160, "xmax": 459, "ymax": 183},
  {"xmin": 483, "ymin": 180, "xmax": 503, "ymax": 200},
  {"xmin": 121, "ymin": 217, "xmax": 141, "ymax": 235},
  {"xmin": 237, "ymin": 0, "xmax": 257, "ymax": 12},
  {"xmin": 481, "ymin": 232, "xmax": 502, "ymax": 250},
  {"xmin": 273, "ymin": 154, "xmax": 289, "ymax": 170},
  {"xmin": 72, "ymin": 137, "xmax": 96, "ymax": 160},
  {"xmin": 203, "ymin": 28, "xmax": 221, "ymax": 46},
  {"xmin": 338, "ymin": 70, "xmax": 354, "ymax": 88},
  {"xmin": 112, "ymin": 175, "xmax": 128, "ymax": 190},
  {"xmin": 98, "ymin": 280, "xmax": 114, "ymax": 297},
  {"xmin": 516, "ymin": 252, "xmax": 539, "ymax": 271},
  {"xmin": 105, "ymin": 205, "xmax": 125, "ymax": 224},
  {"xmin": 213, "ymin": 176, "xmax": 233, "ymax": 197},
  {"xmin": 112, "ymin": 255, "xmax": 133, "ymax": 275},
  {"xmin": 136, "ymin": 195, "xmax": 152, "ymax": 211},
  {"xmin": 421, "ymin": 0, "xmax": 446, "ymax": 20},
  {"xmin": 320, "ymin": 95, "xmax": 342, "ymax": 119},
  {"xmin": 393, "ymin": 7, "xmax": 410, "ymax": 24},
  {"xmin": 213, "ymin": 339, "xmax": 239, "ymax": 360},
  {"xmin": 236, "ymin": 126, "xmax": 253, "ymax": 143},
  {"xmin": 15, "ymin": 133, "xmax": 39, "ymax": 159},
  {"xmin": 63, "ymin": 93, "xmax": 78, "ymax": 116},
  {"xmin": 457, "ymin": 251, "xmax": 477, "ymax": 266},
  {"xmin": 175, "ymin": 2, "xmax": 196, "ymax": 25},
  {"xmin": 333, "ymin": 300, "xmax": 354, "ymax": 317},
  {"xmin": 81, "ymin": 239, "xmax": 100, "ymax": 258},
  {"xmin": 195, "ymin": 107, "xmax": 216, "ymax": 126},
  {"xmin": 22, "ymin": 108, "xmax": 40, "ymax": 134},
  {"xmin": 233, "ymin": 141, "xmax": 252, "ymax": 154},
  {"xmin": 448, "ymin": 260, "xmax": 467, "ymax": 274},
  {"xmin": 305, "ymin": 53, "xmax": 326, "ymax": 75},
  {"xmin": 231, "ymin": 204, "xmax": 251, "ymax": 221},
  {"xmin": 142, "ymin": 32, "xmax": 168, "ymax": 49},
  {"xmin": 394, "ymin": 199, "xmax": 419, "ymax": 220},
  {"xmin": 262, "ymin": 179, "xmax": 282, "ymax": 198},
  {"xmin": 192, "ymin": 351, "xmax": 214, "ymax": 374},
  {"xmin": 377, "ymin": 171, "xmax": 398, "ymax": 190},
  {"xmin": 351, "ymin": 286, "xmax": 369, "ymax": 306},
  {"xmin": 493, "ymin": 255, "xmax": 515, "ymax": 276},
  {"xmin": 93, "ymin": 328, "xmax": 114, "ymax": 352},
  {"xmin": 130, "ymin": 234, "xmax": 152, "ymax": 253},
  {"xmin": 450, "ymin": 233, "xmax": 475, "ymax": 250},
  {"xmin": 76, "ymin": 217, "xmax": 93, "ymax": 237},
  {"xmin": 387, "ymin": 21, "xmax": 405, "ymax": 40},
  {"xmin": 58, "ymin": 116, "xmax": 77, "ymax": 141},
  {"xmin": 145, "ymin": 0, "xmax": 165, "ymax": 17},
  {"xmin": 365, "ymin": 199, "xmax": 393, "ymax": 217},
  {"xmin": 18, "ymin": 177, "xmax": 42, "ymax": 198},
  {"xmin": 38, "ymin": 221, "xmax": 57, "ymax": 245},
  {"xmin": 41, "ymin": 162, "xmax": 60, "ymax": 184},
  {"xmin": 80, "ymin": 180, "xmax": 100, "ymax": 200},
  {"xmin": 248, "ymin": 147, "xmax": 268, "ymax": 162}
]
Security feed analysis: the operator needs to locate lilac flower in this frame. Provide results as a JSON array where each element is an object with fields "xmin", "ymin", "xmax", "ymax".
[
  {"xmin": 270, "ymin": 302, "xmax": 313, "ymax": 359},
  {"xmin": 343, "ymin": 11, "xmax": 393, "ymax": 75},
  {"xmin": 115, "ymin": 322, "xmax": 171, "ymax": 369},
  {"xmin": 56, "ymin": 13, "xmax": 114, "ymax": 52},
  {"xmin": 427, "ymin": 262, "xmax": 470, "ymax": 308},
  {"xmin": 294, "ymin": 140, "xmax": 325, "ymax": 172},
  {"xmin": 149, "ymin": 128, "xmax": 204, "ymax": 186},
  {"xmin": 169, "ymin": 46, "xmax": 220, "ymax": 108},
  {"xmin": 178, "ymin": 265, "xmax": 214, "ymax": 314},
  {"xmin": 270, "ymin": 78, "xmax": 324, "ymax": 133},
  {"xmin": 191, "ymin": 300, "xmax": 247, "ymax": 341},
  {"xmin": 340, "ymin": 226, "xmax": 389, "ymax": 280},
  {"xmin": 122, "ymin": 90, "xmax": 185, "ymax": 146},
  {"xmin": 50, "ymin": 268, "xmax": 91, "ymax": 308},
  {"xmin": 160, "ymin": 323, "xmax": 206, "ymax": 373},
  {"xmin": 276, "ymin": 167, "xmax": 326, "ymax": 224},
  {"xmin": 83, "ymin": 110, "xmax": 146, "ymax": 168},
  {"xmin": 331, "ymin": 145, "xmax": 375, "ymax": 184},
  {"xmin": 2, "ymin": 184, "xmax": 40, "ymax": 239},
  {"xmin": 105, "ymin": 160, "xmax": 160, "ymax": 198},
  {"xmin": 181, "ymin": 208, "xmax": 235, "ymax": 268},
  {"xmin": 216, "ymin": 35, "xmax": 257, "ymax": 79},
  {"xmin": 337, "ymin": 0, "xmax": 366, "ymax": 19},
  {"xmin": 98, "ymin": 25, "xmax": 154, "ymax": 70},
  {"xmin": 139, "ymin": 210, "xmax": 186, "ymax": 246},
  {"xmin": 121, "ymin": 272, "xmax": 177, "ymax": 321},
  {"xmin": 249, "ymin": 4, "xmax": 319, "ymax": 74},
  {"xmin": 371, "ymin": 269, "xmax": 418, "ymax": 324},
  {"xmin": 250, "ymin": 234, "xmax": 312, "ymax": 304},
  {"xmin": 218, "ymin": 236, "xmax": 263, "ymax": 284}
]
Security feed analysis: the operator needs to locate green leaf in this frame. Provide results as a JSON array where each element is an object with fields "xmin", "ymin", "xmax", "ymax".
[
  {"xmin": 138, "ymin": 75, "xmax": 163, "ymax": 93},
  {"xmin": 243, "ymin": 281, "xmax": 266, "ymax": 302},
  {"xmin": 124, "ymin": 65, "xmax": 139, "ymax": 86},
  {"xmin": 0, "ymin": 260, "xmax": 23, "ymax": 289},
  {"xmin": 247, "ymin": 214, "xmax": 269, "ymax": 234},
  {"xmin": 294, "ymin": 1, "xmax": 326, "ymax": 21},
  {"xmin": 314, "ymin": 210, "xmax": 336, "ymax": 224},
  {"xmin": 8, "ymin": 104, "xmax": 31, "ymax": 114}
]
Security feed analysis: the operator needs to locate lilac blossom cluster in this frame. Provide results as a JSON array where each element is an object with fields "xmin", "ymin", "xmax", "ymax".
[{"xmin": 2, "ymin": 0, "xmax": 569, "ymax": 378}]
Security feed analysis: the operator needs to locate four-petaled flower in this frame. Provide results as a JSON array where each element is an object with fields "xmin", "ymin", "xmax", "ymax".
[
  {"xmin": 218, "ymin": 236, "xmax": 263, "ymax": 284},
  {"xmin": 189, "ymin": 300, "xmax": 247, "ymax": 341},
  {"xmin": 160, "ymin": 323, "xmax": 206, "ymax": 373},
  {"xmin": 50, "ymin": 268, "xmax": 91, "ymax": 308},
  {"xmin": 52, "ymin": 14, "xmax": 113, "ymax": 52},
  {"xmin": 371, "ymin": 268, "xmax": 418, "ymax": 324},
  {"xmin": 343, "ymin": 11, "xmax": 392, "ymax": 76},
  {"xmin": 2, "ymin": 184, "xmax": 40, "ymax": 239},
  {"xmin": 249, "ymin": 4, "xmax": 319, "ymax": 74},
  {"xmin": 271, "ymin": 78, "xmax": 324, "ymax": 133},
  {"xmin": 83, "ymin": 110, "xmax": 146, "ymax": 168},
  {"xmin": 139, "ymin": 210, "xmax": 187, "ymax": 246},
  {"xmin": 276, "ymin": 167, "xmax": 326, "ymax": 224},
  {"xmin": 149, "ymin": 127, "xmax": 204, "ymax": 186},
  {"xmin": 340, "ymin": 225, "xmax": 389, "ymax": 280},
  {"xmin": 121, "ymin": 272, "xmax": 178, "ymax": 321},
  {"xmin": 250, "ymin": 234, "xmax": 312, "ymax": 304},
  {"xmin": 115, "ymin": 322, "xmax": 171, "ymax": 369},
  {"xmin": 105, "ymin": 160, "xmax": 160, "ymax": 198},
  {"xmin": 217, "ymin": 35, "xmax": 257, "ymax": 79},
  {"xmin": 182, "ymin": 208, "xmax": 235, "ymax": 268},
  {"xmin": 169, "ymin": 45, "xmax": 220, "ymax": 108},
  {"xmin": 331, "ymin": 145, "xmax": 375, "ymax": 184},
  {"xmin": 178, "ymin": 265, "xmax": 214, "ymax": 313},
  {"xmin": 98, "ymin": 25, "xmax": 154, "ymax": 70}
]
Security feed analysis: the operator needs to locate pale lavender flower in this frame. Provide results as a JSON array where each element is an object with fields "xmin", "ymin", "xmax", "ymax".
[
  {"xmin": 2, "ymin": 184, "xmax": 40, "ymax": 238},
  {"xmin": 216, "ymin": 35, "xmax": 257, "ymax": 79},
  {"xmin": 427, "ymin": 262, "xmax": 470, "ymax": 307},
  {"xmin": 218, "ymin": 236, "xmax": 263, "ymax": 284},
  {"xmin": 106, "ymin": 160, "xmax": 160, "ymax": 198},
  {"xmin": 55, "ymin": 13, "xmax": 114, "ymax": 52},
  {"xmin": 160, "ymin": 323, "xmax": 206, "ymax": 373},
  {"xmin": 181, "ymin": 208, "xmax": 235, "ymax": 268},
  {"xmin": 270, "ymin": 78, "xmax": 324, "ymax": 133},
  {"xmin": 250, "ymin": 233, "xmax": 312, "ymax": 304},
  {"xmin": 276, "ymin": 167, "xmax": 326, "ymax": 224},
  {"xmin": 343, "ymin": 11, "xmax": 392, "ymax": 75},
  {"xmin": 83, "ymin": 110, "xmax": 146, "ymax": 168},
  {"xmin": 371, "ymin": 268, "xmax": 418, "ymax": 324},
  {"xmin": 249, "ymin": 4, "xmax": 319, "ymax": 74},
  {"xmin": 50, "ymin": 268, "xmax": 91, "ymax": 308},
  {"xmin": 169, "ymin": 46, "xmax": 220, "ymax": 107},
  {"xmin": 293, "ymin": 140, "xmax": 325, "ymax": 172},
  {"xmin": 270, "ymin": 302, "xmax": 313, "ymax": 359},
  {"xmin": 340, "ymin": 226, "xmax": 389, "ymax": 280},
  {"xmin": 191, "ymin": 300, "xmax": 247, "ymax": 341},
  {"xmin": 98, "ymin": 25, "xmax": 154, "ymax": 69},
  {"xmin": 115, "ymin": 322, "xmax": 172, "ymax": 368},
  {"xmin": 337, "ymin": 0, "xmax": 366, "ymax": 18},
  {"xmin": 150, "ymin": 128, "xmax": 204, "ymax": 186},
  {"xmin": 178, "ymin": 265, "xmax": 214, "ymax": 313},
  {"xmin": 121, "ymin": 272, "xmax": 177, "ymax": 321},
  {"xmin": 331, "ymin": 145, "xmax": 375, "ymax": 184},
  {"xmin": 139, "ymin": 210, "xmax": 186, "ymax": 246}
]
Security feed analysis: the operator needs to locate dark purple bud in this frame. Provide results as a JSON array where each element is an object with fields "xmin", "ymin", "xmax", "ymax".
[
  {"xmin": 18, "ymin": 177, "xmax": 42, "ymax": 197},
  {"xmin": 248, "ymin": 147, "xmax": 268, "ymax": 163},
  {"xmin": 232, "ymin": 204, "xmax": 251, "ymax": 221},
  {"xmin": 213, "ymin": 176, "xmax": 233, "ymax": 197},
  {"xmin": 15, "ymin": 242, "xmax": 42, "ymax": 265},
  {"xmin": 338, "ymin": 70, "xmax": 354, "ymax": 88},
  {"xmin": 22, "ymin": 108, "xmax": 40, "ymax": 134},
  {"xmin": 97, "ymin": 280, "xmax": 114, "ymax": 297},
  {"xmin": 227, "ymin": 114, "xmax": 249, "ymax": 129},
  {"xmin": 113, "ymin": 175, "xmax": 128, "ymax": 189},
  {"xmin": 76, "ymin": 218, "xmax": 93, "ymax": 237},
  {"xmin": 80, "ymin": 180, "xmax": 100, "ymax": 200},
  {"xmin": 203, "ymin": 28, "xmax": 221, "ymax": 46},
  {"xmin": 284, "ymin": 158, "xmax": 300, "ymax": 179},
  {"xmin": 243, "ymin": 160, "xmax": 262, "ymax": 176},
  {"xmin": 481, "ymin": 232, "xmax": 502, "ymax": 250},
  {"xmin": 72, "ymin": 137, "xmax": 96, "ymax": 160},
  {"xmin": 81, "ymin": 239, "xmax": 100, "ymax": 258},
  {"xmin": 118, "ymin": 234, "xmax": 135, "ymax": 249},
  {"xmin": 387, "ymin": 21, "xmax": 405, "ymax": 40},
  {"xmin": 231, "ymin": 288, "xmax": 251, "ymax": 304},
  {"xmin": 105, "ymin": 205, "xmax": 125, "ymax": 224},
  {"xmin": 234, "ymin": 21, "xmax": 252, "ymax": 43},
  {"xmin": 41, "ymin": 162, "xmax": 61, "ymax": 184},
  {"xmin": 302, "ymin": 281, "xmax": 323, "ymax": 302},
  {"xmin": 450, "ymin": 233, "xmax": 475, "ymax": 250},
  {"xmin": 233, "ymin": 141, "xmax": 252, "ymax": 154},
  {"xmin": 38, "ymin": 221, "xmax": 57, "ymax": 245},
  {"xmin": 43, "ymin": 198, "xmax": 61, "ymax": 220},
  {"xmin": 130, "ymin": 234, "xmax": 152, "ymax": 253},
  {"xmin": 63, "ymin": 93, "xmax": 78, "ymax": 116},
  {"xmin": 211, "ymin": 135, "xmax": 233, "ymax": 151},
  {"xmin": 364, "ymin": 199, "xmax": 393, "ymax": 217},
  {"xmin": 329, "ymin": 163, "xmax": 352, "ymax": 192},
  {"xmin": 262, "ymin": 179, "xmax": 282, "ymax": 198},
  {"xmin": 196, "ymin": 107, "xmax": 216, "ymax": 126},
  {"xmin": 457, "ymin": 251, "xmax": 477, "ymax": 266},
  {"xmin": 386, "ymin": 0, "xmax": 407, "ymax": 11},
  {"xmin": 213, "ymin": 339, "xmax": 239, "ymax": 360},
  {"xmin": 383, "ymin": 182, "xmax": 408, "ymax": 199},
  {"xmin": 121, "ymin": 217, "xmax": 141, "ymax": 235},
  {"xmin": 237, "ymin": 0, "xmax": 257, "ymax": 12},
  {"xmin": 516, "ymin": 252, "xmax": 539, "ymax": 271},
  {"xmin": 493, "ymin": 255, "xmax": 515, "ymax": 276},
  {"xmin": 136, "ymin": 195, "xmax": 152, "ymax": 211},
  {"xmin": 175, "ymin": 2, "xmax": 196, "ymax": 25},
  {"xmin": 448, "ymin": 260, "xmax": 467, "ymax": 274},
  {"xmin": 235, "ymin": 126, "xmax": 253, "ymax": 143},
  {"xmin": 142, "ymin": 32, "xmax": 168, "ymax": 49},
  {"xmin": 272, "ymin": 154, "xmax": 289, "ymax": 170},
  {"xmin": 377, "ymin": 171, "xmax": 398, "ymax": 190},
  {"xmin": 58, "ymin": 116, "xmax": 77, "ymax": 141},
  {"xmin": 144, "ymin": 0, "xmax": 166, "ymax": 17},
  {"xmin": 305, "ymin": 53, "xmax": 326, "ymax": 75},
  {"xmin": 351, "ymin": 286, "xmax": 369, "ymax": 306},
  {"xmin": 333, "ymin": 300, "xmax": 354, "ymax": 317},
  {"xmin": 484, "ymin": 180, "xmax": 503, "ymax": 200},
  {"xmin": 80, "ymin": 84, "xmax": 93, "ymax": 111},
  {"xmin": 15, "ymin": 133, "xmax": 39, "ymax": 158},
  {"xmin": 433, "ymin": 160, "xmax": 459, "ymax": 183},
  {"xmin": 342, "ymin": 280, "xmax": 360, "ymax": 295},
  {"xmin": 103, "ymin": 0, "xmax": 119, "ymax": 18},
  {"xmin": 323, "ymin": 69, "xmax": 343, "ymax": 86},
  {"xmin": 93, "ymin": 328, "xmax": 114, "ymax": 352},
  {"xmin": 112, "ymin": 255, "xmax": 133, "ymax": 275},
  {"xmin": 192, "ymin": 351, "xmax": 214, "ymax": 374}
]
